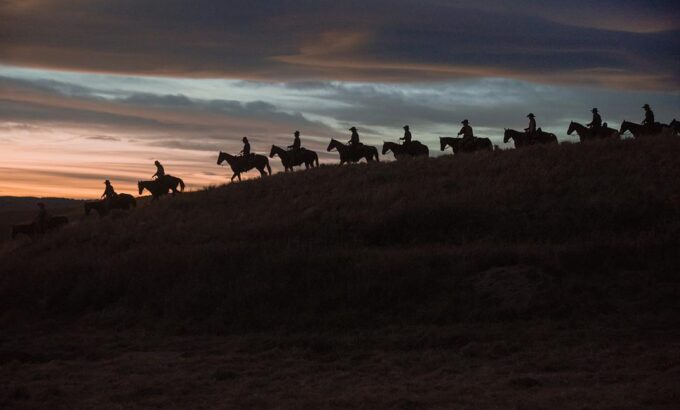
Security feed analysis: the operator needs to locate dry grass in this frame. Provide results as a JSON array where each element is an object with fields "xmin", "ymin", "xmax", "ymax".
[{"xmin": 1, "ymin": 137, "xmax": 679, "ymax": 408}]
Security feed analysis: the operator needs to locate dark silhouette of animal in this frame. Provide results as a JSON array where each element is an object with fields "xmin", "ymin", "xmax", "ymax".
[
  {"xmin": 138, "ymin": 175, "xmax": 185, "ymax": 200},
  {"xmin": 326, "ymin": 138, "xmax": 379, "ymax": 165},
  {"xmin": 12, "ymin": 216, "xmax": 69, "ymax": 239},
  {"xmin": 217, "ymin": 151, "xmax": 271, "ymax": 181},
  {"xmin": 269, "ymin": 145, "xmax": 319, "ymax": 171},
  {"xmin": 567, "ymin": 121, "xmax": 619, "ymax": 142},
  {"xmin": 503, "ymin": 129, "xmax": 557, "ymax": 148},
  {"xmin": 382, "ymin": 141, "xmax": 429, "ymax": 160},
  {"xmin": 439, "ymin": 137, "xmax": 492, "ymax": 154},
  {"xmin": 619, "ymin": 120, "xmax": 672, "ymax": 138},
  {"xmin": 84, "ymin": 193, "xmax": 137, "ymax": 217}
]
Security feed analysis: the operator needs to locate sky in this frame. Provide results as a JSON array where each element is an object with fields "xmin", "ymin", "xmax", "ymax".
[{"xmin": 1, "ymin": 0, "xmax": 678, "ymax": 198}]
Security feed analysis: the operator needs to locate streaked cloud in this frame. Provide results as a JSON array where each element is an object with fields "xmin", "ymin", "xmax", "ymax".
[{"xmin": 1, "ymin": 0, "xmax": 678, "ymax": 89}]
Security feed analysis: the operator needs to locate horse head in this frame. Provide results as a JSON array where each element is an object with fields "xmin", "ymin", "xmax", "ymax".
[
  {"xmin": 138, "ymin": 181, "xmax": 144, "ymax": 195},
  {"xmin": 619, "ymin": 121, "xmax": 630, "ymax": 135},
  {"xmin": 503, "ymin": 129, "xmax": 511, "ymax": 144},
  {"xmin": 216, "ymin": 151, "xmax": 226, "ymax": 165},
  {"xmin": 567, "ymin": 122, "xmax": 577, "ymax": 135},
  {"xmin": 381, "ymin": 142, "xmax": 392, "ymax": 155},
  {"xmin": 439, "ymin": 137, "xmax": 447, "ymax": 152},
  {"xmin": 269, "ymin": 145, "xmax": 277, "ymax": 158},
  {"xmin": 327, "ymin": 139, "xmax": 338, "ymax": 152}
]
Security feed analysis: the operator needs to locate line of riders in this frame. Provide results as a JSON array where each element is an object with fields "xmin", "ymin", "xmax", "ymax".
[
  {"xmin": 228, "ymin": 103, "xmax": 675, "ymax": 167},
  {"xmin": 12, "ymin": 105, "xmax": 679, "ymax": 238}
]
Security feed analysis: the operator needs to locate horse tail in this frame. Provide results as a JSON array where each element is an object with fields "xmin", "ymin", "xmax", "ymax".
[
  {"xmin": 374, "ymin": 148, "xmax": 380, "ymax": 162},
  {"xmin": 266, "ymin": 159, "xmax": 272, "ymax": 175},
  {"xmin": 178, "ymin": 178, "xmax": 185, "ymax": 192}
]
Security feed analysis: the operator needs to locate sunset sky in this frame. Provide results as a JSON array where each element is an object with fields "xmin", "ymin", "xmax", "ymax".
[{"xmin": 1, "ymin": 0, "xmax": 678, "ymax": 198}]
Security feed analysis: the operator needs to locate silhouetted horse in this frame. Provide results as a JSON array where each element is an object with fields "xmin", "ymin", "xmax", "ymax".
[
  {"xmin": 269, "ymin": 145, "xmax": 319, "ymax": 171},
  {"xmin": 439, "ymin": 137, "xmax": 492, "ymax": 154},
  {"xmin": 326, "ymin": 139, "xmax": 379, "ymax": 165},
  {"xmin": 619, "ymin": 120, "xmax": 671, "ymax": 138},
  {"xmin": 138, "ymin": 175, "xmax": 185, "ymax": 200},
  {"xmin": 12, "ymin": 216, "xmax": 69, "ymax": 239},
  {"xmin": 382, "ymin": 141, "xmax": 429, "ymax": 160},
  {"xmin": 567, "ymin": 122, "xmax": 619, "ymax": 142},
  {"xmin": 503, "ymin": 129, "xmax": 557, "ymax": 148},
  {"xmin": 84, "ymin": 193, "xmax": 137, "ymax": 217},
  {"xmin": 217, "ymin": 151, "xmax": 271, "ymax": 181}
]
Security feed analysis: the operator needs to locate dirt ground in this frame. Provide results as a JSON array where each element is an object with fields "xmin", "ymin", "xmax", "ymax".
[{"xmin": 2, "ymin": 321, "xmax": 678, "ymax": 409}]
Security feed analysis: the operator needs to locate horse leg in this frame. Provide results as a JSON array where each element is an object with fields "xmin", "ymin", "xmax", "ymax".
[{"xmin": 231, "ymin": 173, "xmax": 238, "ymax": 182}]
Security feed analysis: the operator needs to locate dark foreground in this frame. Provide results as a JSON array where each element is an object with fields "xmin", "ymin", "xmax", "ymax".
[
  {"xmin": 2, "ymin": 321, "xmax": 679, "ymax": 409},
  {"xmin": 1, "ymin": 137, "xmax": 679, "ymax": 408}
]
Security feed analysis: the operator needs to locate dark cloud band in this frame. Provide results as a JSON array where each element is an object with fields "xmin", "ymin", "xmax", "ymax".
[{"xmin": 1, "ymin": 0, "xmax": 678, "ymax": 90}]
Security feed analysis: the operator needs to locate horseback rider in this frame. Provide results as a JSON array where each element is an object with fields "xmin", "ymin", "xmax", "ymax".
[
  {"xmin": 348, "ymin": 127, "xmax": 361, "ymax": 154},
  {"xmin": 240, "ymin": 137, "xmax": 251, "ymax": 157},
  {"xmin": 642, "ymin": 104, "xmax": 655, "ymax": 130},
  {"xmin": 525, "ymin": 113, "xmax": 537, "ymax": 138},
  {"xmin": 458, "ymin": 119, "xmax": 474, "ymax": 139},
  {"xmin": 102, "ymin": 180, "xmax": 117, "ymax": 200},
  {"xmin": 288, "ymin": 130, "xmax": 302, "ymax": 151},
  {"xmin": 587, "ymin": 108, "xmax": 603, "ymax": 136},
  {"xmin": 152, "ymin": 160, "xmax": 165, "ymax": 180},
  {"xmin": 102, "ymin": 179, "xmax": 117, "ymax": 201},
  {"xmin": 400, "ymin": 125, "xmax": 412, "ymax": 145},
  {"xmin": 34, "ymin": 202, "xmax": 49, "ymax": 233},
  {"xmin": 287, "ymin": 130, "xmax": 302, "ymax": 161},
  {"xmin": 101, "ymin": 179, "xmax": 117, "ymax": 211}
]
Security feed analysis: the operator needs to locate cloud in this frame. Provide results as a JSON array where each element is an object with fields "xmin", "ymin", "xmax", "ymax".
[
  {"xmin": 84, "ymin": 135, "xmax": 121, "ymax": 141},
  {"xmin": 0, "ymin": 75, "xmax": 340, "ymax": 156},
  {"xmin": 1, "ymin": 0, "xmax": 678, "ymax": 90}
]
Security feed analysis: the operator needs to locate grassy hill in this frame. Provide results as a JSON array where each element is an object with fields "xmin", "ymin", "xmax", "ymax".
[
  {"xmin": 1, "ymin": 137, "xmax": 679, "ymax": 409},
  {"xmin": 1, "ymin": 137, "xmax": 678, "ymax": 332}
]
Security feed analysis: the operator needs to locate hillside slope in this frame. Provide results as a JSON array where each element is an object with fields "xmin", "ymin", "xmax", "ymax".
[{"xmin": 1, "ymin": 137, "xmax": 679, "ymax": 332}]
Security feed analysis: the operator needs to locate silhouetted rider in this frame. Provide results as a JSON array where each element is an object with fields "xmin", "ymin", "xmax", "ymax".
[
  {"xmin": 525, "ymin": 113, "xmax": 537, "ymax": 136},
  {"xmin": 587, "ymin": 108, "xmax": 602, "ymax": 129},
  {"xmin": 152, "ymin": 160, "xmax": 165, "ymax": 180},
  {"xmin": 101, "ymin": 179, "xmax": 117, "ymax": 211},
  {"xmin": 587, "ymin": 108, "xmax": 602, "ymax": 136},
  {"xmin": 458, "ymin": 119, "xmax": 473, "ymax": 139},
  {"xmin": 240, "ymin": 137, "xmax": 251, "ymax": 156},
  {"xmin": 34, "ymin": 202, "xmax": 49, "ymax": 233},
  {"xmin": 102, "ymin": 180, "xmax": 117, "ymax": 200},
  {"xmin": 642, "ymin": 104, "xmax": 655, "ymax": 128},
  {"xmin": 400, "ymin": 125, "xmax": 412, "ymax": 145},
  {"xmin": 288, "ymin": 131, "xmax": 301, "ymax": 150},
  {"xmin": 348, "ymin": 126, "xmax": 361, "ymax": 147}
]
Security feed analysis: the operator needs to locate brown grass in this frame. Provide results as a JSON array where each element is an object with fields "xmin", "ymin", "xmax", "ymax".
[{"xmin": 1, "ymin": 137, "xmax": 679, "ymax": 408}]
